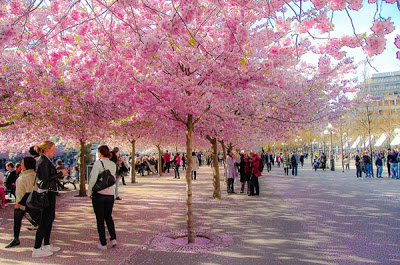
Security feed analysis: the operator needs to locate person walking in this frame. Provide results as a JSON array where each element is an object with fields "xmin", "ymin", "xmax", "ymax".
[
  {"xmin": 355, "ymin": 152, "xmax": 362, "ymax": 179},
  {"xmin": 375, "ymin": 151, "xmax": 383, "ymax": 178},
  {"xmin": 181, "ymin": 154, "xmax": 186, "ymax": 171},
  {"xmin": 173, "ymin": 153, "xmax": 181, "ymax": 179},
  {"xmin": 388, "ymin": 149, "xmax": 398, "ymax": 179},
  {"xmin": 191, "ymin": 152, "xmax": 199, "ymax": 180},
  {"xmin": 110, "ymin": 147, "xmax": 123, "ymax": 200},
  {"xmin": 320, "ymin": 153, "xmax": 327, "ymax": 171},
  {"xmin": 163, "ymin": 150, "xmax": 171, "ymax": 173},
  {"xmin": 5, "ymin": 157, "xmax": 40, "ymax": 248},
  {"xmin": 363, "ymin": 151, "xmax": 372, "ymax": 178},
  {"xmin": 88, "ymin": 145, "xmax": 117, "ymax": 250},
  {"xmin": 344, "ymin": 155, "xmax": 350, "ymax": 171},
  {"xmin": 386, "ymin": 148, "xmax": 391, "ymax": 178},
  {"xmin": 33, "ymin": 141, "xmax": 69, "ymax": 258},
  {"xmin": 290, "ymin": 152, "xmax": 298, "ymax": 176},
  {"xmin": 225, "ymin": 150, "xmax": 238, "ymax": 194},
  {"xmin": 276, "ymin": 153, "xmax": 281, "ymax": 168},
  {"xmin": 249, "ymin": 152, "xmax": 261, "ymax": 196},
  {"xmin": 282, "ymin": 152, "xmax": 290, "ymax": 176},
  {"xmin": 266, "ymin": 152, "xmax": 272, "ymax": 172}
]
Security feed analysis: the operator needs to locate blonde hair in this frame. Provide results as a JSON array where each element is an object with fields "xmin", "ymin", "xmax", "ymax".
[{"xmin": 35, "ymin": 141, "xmax": 55, "ymax": 154}]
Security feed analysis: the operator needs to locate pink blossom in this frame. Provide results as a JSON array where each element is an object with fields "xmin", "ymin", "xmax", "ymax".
[
  {"xmin": 396, "ymin": 51, "xmax": 400, "ymax": 60},
  {"xmin": 383, "ymin": 0, "xmax": 397, "ymax": 3},
  {"xmin": 371, "ymin": 18, "xmax": 395, "ymax": 36},
  {"xmin": 318, "ymin": 56, "xmax": 331, "ymax": 74},
  {"xmin": 71, "ymin": 10, "xmax": 80, "ymax": 21},
  {"xmin": 394, "ymin": 35, "xmax": 400, "ymax": 49},
  {"xmin": 347, "ymin": 0, "xmax": 363, "ymax": 10},
  {"xmin": 364, "ymin": 34, "xmax": 386, "ymax": 56},
  {"xmin": 0, "ymin": 24, "xmax": 17, "ymax": 46},
  {"xmin": 311, "ymin": 0, "xmax": 326, "ymax": 9},
  {"xmin": 329, "ymin": 0, "xmax": 347, "ymax": 10}
]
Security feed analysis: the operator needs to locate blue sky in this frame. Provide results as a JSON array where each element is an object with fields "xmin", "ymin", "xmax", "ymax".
[
  {"xmin": 296, "ymin": 1, "xmax": 400, "ymax": 79},
  {"xmin": 333, "ymin": 1, "xmax": 400, "ymax": 77}
]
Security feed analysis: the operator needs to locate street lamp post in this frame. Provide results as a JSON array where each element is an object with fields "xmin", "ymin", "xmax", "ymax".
[{"xmin": 327, "ymin": 124, "xmax": 335, "ymax": 171}]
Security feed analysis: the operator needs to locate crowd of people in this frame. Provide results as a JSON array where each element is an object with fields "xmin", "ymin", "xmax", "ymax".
[
  {"xmin": 5, "ymin": 140, "xmax": 398, "ymax": 259},
  {"xmin": 352, "ymin": 148, "xmax": 400, "ymax": 179}
]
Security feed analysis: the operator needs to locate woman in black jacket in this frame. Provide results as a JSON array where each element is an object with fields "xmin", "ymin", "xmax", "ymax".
[{"xmin": 32, "ymin": 141, "xmax": 68, "ymax": 258}]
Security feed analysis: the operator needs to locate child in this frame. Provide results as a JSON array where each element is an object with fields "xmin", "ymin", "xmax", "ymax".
[{"xmin": 313, "ymin": 159, "xmax": 318, "ymax": 171}]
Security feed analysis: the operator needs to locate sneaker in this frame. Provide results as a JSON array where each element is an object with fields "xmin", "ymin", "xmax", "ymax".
[
  {"xmin": 110, "ymin": 239, "xmax": 117, "ymax": 248},
  {"xmin": 32, "ymin": 248, "xmax": 53, "ymax": 258},
  {"xmin": 5, "ymin": 239, "xmax": 20, "ymax": 248},
  {"xmin": 97, "ymin": 244, "xmax": 107, "ymax": 250},
  {"xmin": 115, "ymin": 197, "xmax": 122, "ymax": 200},
  {"xmin": 42, "ymin": 244, "xmax": 61, "ymax": 252}
]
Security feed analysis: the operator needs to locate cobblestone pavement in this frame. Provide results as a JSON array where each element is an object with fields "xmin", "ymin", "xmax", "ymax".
[{"xmin": 1, "ymin": 160, "xmax": 399, "ymax": 265}]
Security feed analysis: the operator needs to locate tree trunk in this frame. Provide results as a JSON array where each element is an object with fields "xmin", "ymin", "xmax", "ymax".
[
  {"xmin": 185, "ymin": 115, "xmax": 195, "ymax": 243},
  {"xmin": 78, "ymin": 139, "xmax": 87, "ymax": 197},
  {"xmin": 207, "ymin": 135, "xmax": 221, "ymax": 199},
  {"xmin": 219, "ymin": 139, "xmax": 227, "ymax": 169},
  {"xmin": 340, "ymin": 125, "xmax": 345, "ymax": 173},
  {"xmin": 130, "ymin": 139, "xmax": 137, "ymax": 183},
  {"xmin": 367, "ymin": 107, "xmax": 374, "ymax": 178},
  {"xmin": 156, "ymin": 144, "xmax": 162, "ymax": 176}
]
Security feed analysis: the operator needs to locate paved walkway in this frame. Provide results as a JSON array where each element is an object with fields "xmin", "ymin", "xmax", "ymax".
[{"xmin": 1, "ymin": 161, "xmax": 399, "ymax": 264}]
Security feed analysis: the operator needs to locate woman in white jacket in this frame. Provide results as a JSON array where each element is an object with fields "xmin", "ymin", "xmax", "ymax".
[
  {"xmin": 88, "ymin": 145, "xmax": 117, "ymax": 250},
  {"xmin": 5, "ymin": 157, "xmax": 40, "ymax": 248}
]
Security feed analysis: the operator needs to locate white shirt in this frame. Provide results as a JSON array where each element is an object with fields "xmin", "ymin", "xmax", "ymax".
[{"xmin": 87, "ymin": 158, "xmax": 116, "ymax": 197}]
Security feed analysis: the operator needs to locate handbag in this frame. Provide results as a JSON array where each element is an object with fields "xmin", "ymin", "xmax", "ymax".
[
  {"xmin": 26, "ymin": 176, "xmax": 49, "ymax": 209},
  {"xmin": 92, "ymin": 160, "xmax": 116, "ymax": 192},
  {"xmin": 27, "ymin": 190, "xmax": 49, "ymax": 209}
]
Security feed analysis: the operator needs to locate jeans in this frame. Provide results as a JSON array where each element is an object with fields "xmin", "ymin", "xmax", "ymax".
[
  {"xmin": 92, "ymin": 193, "xmax": 116, "ymax": 246},
  {"xmin": 34, "ymin": 191, "xmax": 56, "ymax": 249},
  {"xmin": 114, "ymin": 176, "xmax": 121, "ymax": 198},
  {"xmin": 292, "ymin": 164, "xmax": 298, "ymax": 176},
  {"xmin": 391, "ymin": 163, "xmax": 398, "ymax": 179},
  {"xmin": 356, "ymin": 165, "xmax": 362, "ymax": 178},
  {"xmin": 345, "ymin": 164, "xmax": 350, "ymax": 171},
  {"xmin": 174, "ymin": 165, "xmax": 180, "ymax": 178},
  {"xmin": 365, "ymin": 163, "xmax": 371, "ymax": 178},
  {"xmin": 227, "ymin": 178, "xmax": 234, "ymax": 193},
  {"xmin": 376, "ymin": 165, "xmax": 383, "ymax": 178}
]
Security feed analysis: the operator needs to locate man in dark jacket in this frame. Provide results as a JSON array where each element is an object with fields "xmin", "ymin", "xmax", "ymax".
[
  {"xmin": 362, "ymin": 151, "xmax": 372, "ymax": 178},
  {"xmin": 5, "ymin": 162, "xmax": 17, "ymax": 199}
]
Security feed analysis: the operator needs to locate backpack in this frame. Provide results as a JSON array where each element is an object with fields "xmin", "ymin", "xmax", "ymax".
[{"xmin": 291, "ymin": 155, "xmax": 297, "ymax": 164}]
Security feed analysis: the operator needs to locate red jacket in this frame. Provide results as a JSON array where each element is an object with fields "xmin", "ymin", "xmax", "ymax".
[
  {"xmin": 251, "ymin": 154, "xmax": 261, "ymax": 177},
  {"xmin": 163, "ymin": 152, "xmax": 171, "ymax": 163}
]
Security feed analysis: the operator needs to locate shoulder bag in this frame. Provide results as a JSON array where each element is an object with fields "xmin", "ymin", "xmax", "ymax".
[
  {"xmin": 92, "ymin": 160, "xmax": 116, "ymax": 192},
  {"xmin": 26, "ymin": 176, "xmax": 49, "ymax": 209}
]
